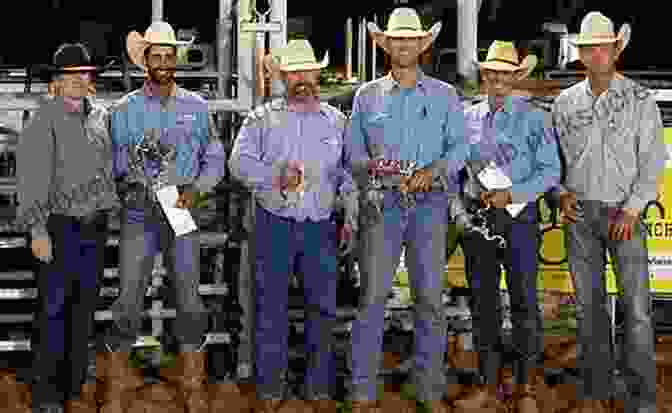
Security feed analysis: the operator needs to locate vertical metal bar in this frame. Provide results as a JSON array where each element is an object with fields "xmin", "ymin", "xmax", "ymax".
[
  {"xmin": 152, "ymin": 0, "xmax": 163, "ymax": 22},
  {"xmin": 218, "ymin": 0, "xmax": 234, "ymax": 97},
  {"xmin": 371, "ymin": 15, "xmax": 377, "ymax": 80},
  {"xmin": 269, "ymin": 0, "xmax": 287, "ymax": 97},
  {"xmin": 457, "ymin": 0, "xmax": 480, "ymax": 82},
  {"xmin": 237, "ymin": 0, "xmax": 255, "ymax": 109},
  {"xmin": 151, "ymin": 253, "xmax": 164, "ymax": 338},
  {"xmin": 345, "ymin": 18, "xmax": 353, "ymax": 81}
]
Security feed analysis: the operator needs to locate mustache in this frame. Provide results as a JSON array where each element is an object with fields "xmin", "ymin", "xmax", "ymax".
[{"xmin": 292, "ymin": 82, "xmax": 318, "ymax": 92}]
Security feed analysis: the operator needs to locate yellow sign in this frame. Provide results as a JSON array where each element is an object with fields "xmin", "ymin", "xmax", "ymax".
[{"xmin": 395, "ymin": 128, "xmax": 672, "ymax": 296}]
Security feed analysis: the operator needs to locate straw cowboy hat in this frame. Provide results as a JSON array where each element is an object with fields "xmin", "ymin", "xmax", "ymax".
[
  {"xmin": 126, "ymin": 21, "xmax": 193, "ymax": 70},
  {"xmin": 273, "ymin": 39, "xmax": 329, "ymax": 72},
  {"xmin": 367, "ymin": 7, "xmax": 442, "ymax": 55},
  {"xmin": 570, "ymin": 11, "xmax": 631, "ymax": 53},
  {"xmin": 477, "ymin": 40, "xmax": 538, "ymax": 80}
]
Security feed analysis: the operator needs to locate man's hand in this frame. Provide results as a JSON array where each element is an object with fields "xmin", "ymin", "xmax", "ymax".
[
  {"xmin": 406, "ymin": 168, "xmax": 433, "ymax": 193},
  {"xmin": 480, "ymin": 190, "xmax": 512, "ymax": 209},
  {"xmin": 175, "ymin": 189, "xmax": 197, "ymax": 209},
  {"xmin": 31, "ymin": 236, "xmax": 52, "ymax": 263},
  {"xmin": 338, "ymin": 223, "xmax": 354, "ymax": 256},
  {"xmin": 559, "ymin": 191, "xmax": 580, "ymax": 223},
  {"xmin": 609, "ymin": 208, "xmax": 640, "ymax": 241},
  {"xmin": 263, "ymin": 54, "xmax": 280, "ymax": 80}
]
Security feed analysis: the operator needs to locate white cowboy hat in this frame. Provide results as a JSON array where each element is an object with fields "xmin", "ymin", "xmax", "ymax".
[
  {"xmin": 126, "ymin": 21, "xmax": 194, "ymax": 70},
  {"xmin": 477, "ymin": 40, "xmax": 538, "ymax": 80},
  {"xmin": 570, "ymin": 11, "xmax": 631, "ymax": 52},
  {"xmin": 273, "ymin": 39, "xmax": 328, "ymax": 72},
  {"xmin": 367, "ymin": 7, "xmax": 442, "ymax": 55}
]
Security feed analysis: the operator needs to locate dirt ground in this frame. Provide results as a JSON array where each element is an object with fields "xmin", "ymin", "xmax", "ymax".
[{"xmin": 3, "ymin": 338, "xmax": 672, "ymax": 413}]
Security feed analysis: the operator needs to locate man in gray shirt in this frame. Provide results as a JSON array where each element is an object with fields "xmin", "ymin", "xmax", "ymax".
[
  {"xmin": 16, "ymin": 43, "xmax": 118, "ymax": 413},
  {"xmin": 552, "ymin": 12, "xmax": 666, "ymax": 413}
]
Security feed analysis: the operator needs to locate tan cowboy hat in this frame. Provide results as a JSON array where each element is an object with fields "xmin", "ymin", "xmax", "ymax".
[
  {"xmin": 273, "ymin": 39, "xmax": 328, "ymax": 72},
  {"xmin": 477, "ymin": 41, "xmax": 538, "ymax": 80},
  {"xmin": 126, "ymin": 21, "xmax": 193, "ymax": 70},
  {"xmin": 367, "ymin": 7, "xmax": 442, "ymax": 55},
  {"xmin": 570, "ymin": 11, "xmax": 631, "ymax": 52}
]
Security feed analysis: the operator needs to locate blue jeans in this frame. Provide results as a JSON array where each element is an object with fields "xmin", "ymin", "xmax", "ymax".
[
  {"xmin": 350, "ymin": 199, "xmax": 449, "ymax": 402},
  {"xmin": 32, "ymin": 213, "xmax": 106, "ymax": 404},
  {"xmin": 253, "ymin": 205, "xmax": 338, "ymax": 400}
]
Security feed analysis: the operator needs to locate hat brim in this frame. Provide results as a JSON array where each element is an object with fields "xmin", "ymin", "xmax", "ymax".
[
  {"xmin": 477, "ymin": 55, "xmax": 538, "ymax": 80},
  {"xmin": 278, "ymin": 51, "xmax": 329, "ymax": 72},
  {"xmin": 569, "ymin": 23, "xmax": 631, "ymax": 52},
  {"xmin": 35, "ymin": 61, "xmax": 114, "ymax": 81},
  {"xmin": 126, "ymin": 30, "xmax": 194, "ymax": 70},
  {"xmin": 368, "ymin": 21, "xmax": 442, "ymax": 55}
]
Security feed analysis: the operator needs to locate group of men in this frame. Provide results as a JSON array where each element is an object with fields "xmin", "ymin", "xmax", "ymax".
[{"xmin": 13, "ymin": 6, "xmax": 665, "ymax": 413}]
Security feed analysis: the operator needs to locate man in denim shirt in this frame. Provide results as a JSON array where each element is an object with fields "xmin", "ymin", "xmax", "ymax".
[
  {"xmin": 229, "ymin": 39, "xmax": 357, "ymax": 413},
  {"xmin": 100, "ymin": 22, "xmax": 226, "ymax": 413},
  {"xmin": 451, "ymin": 41, "xmax": 561, "ymax": 412},
  {"xmin": 344, "ymin": 8, "xmax": 468, "ymax": 413}
]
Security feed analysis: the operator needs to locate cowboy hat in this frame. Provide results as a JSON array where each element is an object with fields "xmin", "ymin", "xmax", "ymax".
[
  {"xmin": 570, "ymin": 11, "xmax": 631, "ymax": 52},
  {"xmin": 126, "ymin": 21, "xmax": 193, "ymax": 70},
  {"xmin": 367, "ymin": 7, "xmax": 442, "ymax": 55},
  {"xmin": 35, "ymin": 43, "xmax": 113, "ymax": 81},
  {"xmin": 477, "ymin": 41, "xmax": 538, "ymax": 80},
  {"xmin": 273, "ymin": 39, "xmax": 328, "ymax": 72}
]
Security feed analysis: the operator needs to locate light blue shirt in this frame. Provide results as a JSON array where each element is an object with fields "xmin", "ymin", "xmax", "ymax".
[{"xmin": 464, "ymin": 96, "xmax": 561, "ymax": 204}]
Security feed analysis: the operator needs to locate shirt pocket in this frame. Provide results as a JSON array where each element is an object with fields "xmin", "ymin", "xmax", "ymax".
[
  {"xmin": 364, "ymin": 112, "xmax": 391, "ymax": 146},
  {"xmin": 319, "ymin": 134, "xmax": 343, "ymax": 168},
  {"xmin": 558, "ymin": 108, "xmax": 592, "ymax": 164}
]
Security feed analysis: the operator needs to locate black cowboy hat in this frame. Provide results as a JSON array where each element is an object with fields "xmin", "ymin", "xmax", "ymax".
[{"xmin": 31, "ymin": 43, "xmax": 114, "ymax": 82}]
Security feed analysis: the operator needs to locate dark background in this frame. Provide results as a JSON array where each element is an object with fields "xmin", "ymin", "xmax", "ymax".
[{"xmin": 0, "ymin": 0, "xmax": 666, "ymax": 70}]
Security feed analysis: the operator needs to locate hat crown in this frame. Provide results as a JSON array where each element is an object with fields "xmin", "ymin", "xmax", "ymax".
[
  {"xmin": 485, "ymin": 41, "xmax": 519, "ymax": 64},
  {"xmin": 279, "ymin": 40, "xmax": 319, "ymax": 66},
  {"xmin": 144, "ymin": 21, "xmax": 179, "ymax": 44},
  {"xmin": 579, "ymin": 11, "xmax": 616, "ymax": 38},
  {"xmin": 387, "ymin": 7, "xmax": 423, "ymax": 32},
  {"xmin": 53, "ymin": 43, "xmax": 93, "ymax": 68}
]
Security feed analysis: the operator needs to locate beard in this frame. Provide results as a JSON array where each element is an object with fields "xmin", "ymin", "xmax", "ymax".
[
  {"xmin": 148, "ymin": 67, "xmax": 176, "ymax": 85},
  {"xmin": 289, "ymin": 82, "xmax": 319, "ymax": 100}
]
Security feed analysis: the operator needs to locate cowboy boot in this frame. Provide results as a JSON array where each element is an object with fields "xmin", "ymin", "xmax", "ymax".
[
  {"xmin": 310, "ymin": 399, "xmax": 337, "ymax": 413},
  {"xmin": 565, "ymin": 399, "xmax": 609, "ymax": 413},
  {"xmin": 255, "ymin": 399, "xmax": 282, "ymax": 413},
  {"xmin": 350, "ymin": 400, "xmax": 380, "ymax": 413},
  {"xmin": 175, "ymin": 352, "xmax": 209, "ymax": 413},
  {"xmin": 452, "ymin": 384, "xmax": 500, "ymax": 411},
  {"xmin": 96, "ymin": 352, "xmax": 145, "ymax": 413}
]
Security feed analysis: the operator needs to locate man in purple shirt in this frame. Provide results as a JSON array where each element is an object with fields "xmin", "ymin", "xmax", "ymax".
[
  {"xmin": 345, "ymin": 8, "xmax": 468, "ymax": 413},
  {"xmin": 229, "ymin": 39, "xmax": 357, "ymax": 413},
  {"xmin": 100, "ymin": 22, "xmax": 226, "ymax": 413}
]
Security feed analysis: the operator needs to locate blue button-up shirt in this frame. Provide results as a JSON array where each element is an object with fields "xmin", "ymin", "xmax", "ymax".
[
  {"xmin": 110, "ymin": 82, "xmax": 226, "ymax": 221},
  {"xmin": 344, "ymin": 70, "xmax": 468, "ymax": 206},
  {"xmin": 464, "ymin": 96, "xmax": 561, "ymax": 204},
  {"xmin": 228, "ymin": 98, "xmax": 355, "ymax": 222}
]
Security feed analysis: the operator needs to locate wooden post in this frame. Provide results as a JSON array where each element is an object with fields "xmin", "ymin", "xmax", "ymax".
[{"xmin": 345, "ymin": 18, "xmax": 353, "ymax": 81}]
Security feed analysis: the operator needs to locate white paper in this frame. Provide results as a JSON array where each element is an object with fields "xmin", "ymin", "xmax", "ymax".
[
  {"xmin": 506, "ymin": 203, "xmax": 527, "ymax": 218},
  {"xmin": 155, "ymin": 185, "xmax": 198, "ymax": 237},
  {"xmin": 476, "ymin": 162, "xmax": 512, "ymax": 191}
]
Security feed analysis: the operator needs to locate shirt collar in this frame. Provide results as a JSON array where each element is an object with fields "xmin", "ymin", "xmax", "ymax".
[
  {"xmin": 286, "ymin": 96, "xmax": 322, "ymax": 113},
  {"xmin": 379, "ymin": 67, "xmax": 428, "ymax": 94},
  {"xmin": 583, "ymin": 72, "xmax": 624, "ymax": 98},
  {"xmin": 486, "ymin": 95, "xmax": 514, "ymax": 116},
  {"xmin": 143, "ymin": 80, "xmax": 176, "ymax": 98}
]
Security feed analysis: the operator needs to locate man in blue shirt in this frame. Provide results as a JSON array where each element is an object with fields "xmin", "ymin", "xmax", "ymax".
[
  {"xmin": 100, "ymin": 21, "xmax": 226, "ymax": 413},
  {"xmin": 451, "ymin": 41, "xmax": 561, "ymax": 412},
  {"xmin": 345, "ymin": 8, "xmax": 468, "ymax": 413}
]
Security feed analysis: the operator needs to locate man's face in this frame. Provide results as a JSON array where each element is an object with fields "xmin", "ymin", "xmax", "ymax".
[
  {"xmin": 145, "ymin": 45, "xmax": 177, "ymax": 85},
  {"xmin": 386, "ymin": 36, "xmax": 423, "ymax": 68},
  {"xmin": 481, "ymin": 69, "xmax": 516, "ymax": 105},
  {"xmin": 57, "ymin": 71, "xmax": 93, "ymax": 99},
  {"xmin": 283, "ymin": 69, "xmax": 320, "ymax": 100},
  {"xmin": 578, "ymin": 42, "xmax": 620, "ymax": 75}
]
